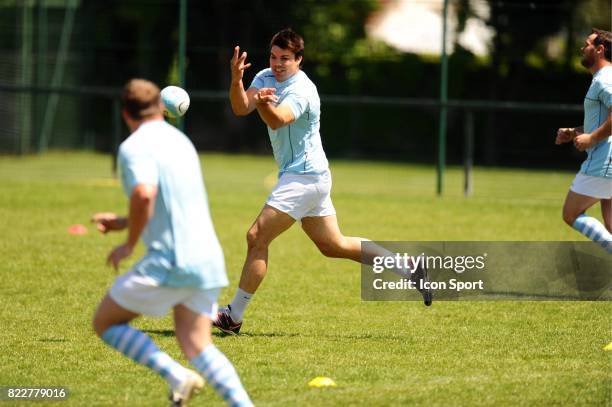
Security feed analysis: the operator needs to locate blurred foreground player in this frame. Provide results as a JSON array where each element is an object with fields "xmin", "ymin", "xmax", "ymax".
[{"xmin": 92, "ymin": 79, "xmax": 253, "ymax": 406}]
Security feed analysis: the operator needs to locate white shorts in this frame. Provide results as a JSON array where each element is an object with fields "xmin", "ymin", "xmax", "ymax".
[
  {"xmin": 266, "ymin": 170, "xmax": 336, "ymax": 220},
  {"xmin": 109, "ymin": 270, "xmax": 220, "ymax": 318},
  {"xmin": 570, "ymin": 173, "xmax": 612, "ymax": 199}
]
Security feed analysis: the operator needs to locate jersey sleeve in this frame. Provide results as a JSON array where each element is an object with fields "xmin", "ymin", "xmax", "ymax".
[
  {"xmin": 249, "ymin": 69, "xmax": 266, "ymax": 90},
  {"xmin": 118, "ymin": 146, "xmax": 159, "ymax": 196},
  {"xmin": 598, "ymin": 82, "xmax": 612, "ymax": 108},
  {"xmin": 280, "ymin": 91, "xmax": 309, "ymax": 120}
]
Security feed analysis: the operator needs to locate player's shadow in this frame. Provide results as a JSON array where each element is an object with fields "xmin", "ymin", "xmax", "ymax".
[
  {"xmin": 143, "ymin": 329, "xmax": 300, "ymax": 339},
  {"xmin": 145, "ymin": 329, "xmax": 405, "ymax": 341},
  {"xmin": 222, "ymin": 332, "xmax": 407, "ymax": 341},
  {"xmin": 321, "ymin": 332, "xmax": 406, "ymax": 342},
  {"xmin": 221, "ymin": 332, "xmax": 295, "ymax": 339},
  {"xmin": 143, "ymin": 329, "xmax": 175, "ymax": 338}
]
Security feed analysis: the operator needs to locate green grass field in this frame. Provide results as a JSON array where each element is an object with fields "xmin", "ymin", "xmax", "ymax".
[{"xmin": 0, "ymin": 152, "xmax": 610, "ymax": 406}]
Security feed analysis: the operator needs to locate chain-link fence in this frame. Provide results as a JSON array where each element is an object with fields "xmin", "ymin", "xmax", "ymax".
[{"xmin": 0, "ymin": 0, "xmax": 608, "ymax": 172}]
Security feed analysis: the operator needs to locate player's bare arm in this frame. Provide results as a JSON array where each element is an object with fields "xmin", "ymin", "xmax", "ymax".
[
  {"xmin": 254, "ymin": 87, "xmax": 295, "ymax": 130},
  {"xmin": 92, "ymin": 212, "xmax": 128, "ymax": 233},
  {"xmin": 229, "ymin": 46, "xmax": 257, "ymax": 116},
  {"xmin": 573, "ymin": 109, "xmax": 611, "ymax": 151},
  {"xmin": 106, "ymin": 183, "xmax": 157, "ymax": 271}
]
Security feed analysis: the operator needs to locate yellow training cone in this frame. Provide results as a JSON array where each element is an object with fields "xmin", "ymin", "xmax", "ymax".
[
  {"xmin": 308, "ymin": 376, "xmax": 337, "ymax": 388},
  {"xmin": 603, "ymin": 342, "xmax": 612, "ymax": 351}
]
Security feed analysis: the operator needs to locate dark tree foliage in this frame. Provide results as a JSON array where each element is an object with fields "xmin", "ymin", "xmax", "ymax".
[{"xmin": 21, "ymin": 0, "xmax": 609, "ymax": 165}]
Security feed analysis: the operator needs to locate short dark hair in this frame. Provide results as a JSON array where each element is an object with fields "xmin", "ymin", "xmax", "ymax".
[
  {"xmin": 122, "ymin": 79, "xmax": 161, "ymax": 120},
  {"xmin": 270, "ymin": 28, "xmax": 304, "ymax": 66},
  {"xmin": 592, "ymin": 28, "xmax": 612, "ymax": 62}
]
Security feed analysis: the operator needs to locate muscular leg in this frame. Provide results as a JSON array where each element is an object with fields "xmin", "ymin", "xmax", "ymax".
[
  {"xmin": 175, "ymin": 304, "xmax": 252, "ymax": 406},
  {"xmin": 601, "ymin": 199, "xmax": 611, "ymax": 232},
  {"xmin": 563, "ymin": 190, "xmax": 612, "ymax": 253},
  {"xmin": 174, "ymin": 304, "xmax": 212, "ymax": 360},
  {"xmin": 217, "ymin": 205, "xmax": 295, "ymax": 325},
  {"xmin": 301, "ymin": 215, "xmax": 408, "ymax": 270},
  {"xmin": 562, "ymin": 190, "xmax": 600, "ymax": 226},
  {"xmin": 92, "ymin": 295, "xmax": 189, "ymax": 393},
  {"xmin": 92, "ymin": 294, "xmax": 139, "ymax": 337},
  {"xmin": 301, "ymin": 214, "xmax": 432, "ymax": 305},
  {"xmin": 301, "ymin": 215, "xmax": 363, "ymax": 262},
  {"xmin": 301, "ymin": 214, "xmax": 429, "ymax": 277},
  {"xmin": 238, "ymin": 205, "xmax": 295, "ymax": 293}
]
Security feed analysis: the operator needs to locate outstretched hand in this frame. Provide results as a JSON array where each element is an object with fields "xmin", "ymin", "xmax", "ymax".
[{"xmin": 230, "ymin": 46, "xmax": 252, "ymax": 83}]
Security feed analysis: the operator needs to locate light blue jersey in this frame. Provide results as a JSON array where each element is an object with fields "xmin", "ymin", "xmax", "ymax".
[
  {"xmin": 580, "ymin": 65, "xmax": 612, "ymax": 178},
  {"xmin": 118, "ymin": 120, "xmax": 228, "ymax": 290},
  {"xmin": 250, "ymin": 68, "xmax": 329, "ymax": 175}
]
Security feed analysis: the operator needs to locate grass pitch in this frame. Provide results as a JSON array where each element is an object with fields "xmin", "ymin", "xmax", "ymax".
[{"xmin": 0, "ymin": 152, "xmax": 610, "ymax": 406}]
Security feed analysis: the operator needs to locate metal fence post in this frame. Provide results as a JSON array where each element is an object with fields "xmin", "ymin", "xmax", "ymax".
[
  {"xmin": 437, "ymin": 0, "xmax": 449, "ymax": 196},
  {"xmin": 464, "ymin": 110, "xmax": 474, "ymax": 197},
  {"xmin": 177, "ymin": 0, "xmax": 187, "ymax": 132},
  {"xmin": 19, "ymin": 0, "xmax": 34, "ymax": 155},
  {"xmin": 35, "ymin": 0, "xmax": 48, "ymax": 152},
  {"xmin": 112, "ymin": 98, "xmax": 121, "ymax": 176},
  {"xmin": 38, "ymin": 0, "xmax": 77, "ymax": 152}
]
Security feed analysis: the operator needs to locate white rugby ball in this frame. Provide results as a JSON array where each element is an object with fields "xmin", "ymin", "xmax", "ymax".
[{"xmin": 161, "ymin": 85, "xmax": 190, "ymax": 118}]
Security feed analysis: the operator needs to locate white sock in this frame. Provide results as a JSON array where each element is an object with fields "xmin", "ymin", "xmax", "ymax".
[
  {"xmin": 362, "ymin": 240, "xmax": 413, "ymax": 278},
  {"xmin": 229, "ymin": 288, "xmax": 252, "ymax": 322}
]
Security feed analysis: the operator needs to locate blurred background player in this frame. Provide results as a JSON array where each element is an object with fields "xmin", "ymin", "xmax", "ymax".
[
  {"xmin": 91, "ymin": 79, "xmax": 253, "ymax": 406},
  {"xmin": 555, "ymin": 28, "xmax": 612, "ymax": 253},
  {"xmin": 214, "ymin": 29, "xmax": 431, "ymax": 335}
]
